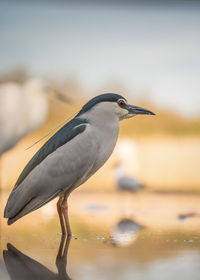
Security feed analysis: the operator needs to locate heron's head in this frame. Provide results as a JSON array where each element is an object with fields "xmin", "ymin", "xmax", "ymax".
[{"xmin": 77, "ymin": 93, "xmax": 155, "ymax": 121}]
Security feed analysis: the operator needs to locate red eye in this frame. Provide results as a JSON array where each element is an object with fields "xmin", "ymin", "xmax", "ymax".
[{"xmin": 118, "ymin": 99, "xmax": 125, "ymax": 107}]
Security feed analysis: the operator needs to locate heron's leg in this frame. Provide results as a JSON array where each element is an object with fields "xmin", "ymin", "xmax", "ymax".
[
  {"xmin": 57, "ymin": 196, "xmax": 66, "ymax": 235},
  {"xmin": 61, "ymin": 198, "xmax": 72, "ymax": 236}
]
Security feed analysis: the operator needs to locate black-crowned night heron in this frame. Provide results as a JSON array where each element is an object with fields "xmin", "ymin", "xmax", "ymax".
[{"xmin": 4, "ymin": 93, "xmax": 155, "ymax": 235}]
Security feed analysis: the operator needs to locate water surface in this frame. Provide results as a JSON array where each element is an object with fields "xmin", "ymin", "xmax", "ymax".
[{"xmin": 1, "ymin": 192, "xmax": 200, "ymax": 280}]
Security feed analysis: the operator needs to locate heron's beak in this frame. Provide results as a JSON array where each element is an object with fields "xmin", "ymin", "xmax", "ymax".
[{"xmin": 126, "ymin": 104, "xmax": 155, "ymax": 116}]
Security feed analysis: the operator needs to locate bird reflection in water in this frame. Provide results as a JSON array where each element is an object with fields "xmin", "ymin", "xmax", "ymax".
[
  {"xmin": 111, "ymin": 218, "xmax": 144, "ymax": 247},
  {"xmin": 3, "ymin": 235, "xmax": 71, "ymax": 280}
]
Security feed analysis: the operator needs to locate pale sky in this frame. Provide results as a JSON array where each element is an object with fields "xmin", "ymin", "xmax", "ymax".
[{"xmin": 1, "ymin": 1, "xmax": 200, "ymax": 117}]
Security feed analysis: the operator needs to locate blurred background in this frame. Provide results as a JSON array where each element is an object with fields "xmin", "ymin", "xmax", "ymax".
[{"xmin": 1, "ymin": 1, "xmax": 200, "ymax": 279}]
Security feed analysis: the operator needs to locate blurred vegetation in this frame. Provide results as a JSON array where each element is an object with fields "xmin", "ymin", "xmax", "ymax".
[
  {"xmin": 1, "ymin": 68, "xmax": 200, "ymax": 137},
  {"xmin": 120, "ymin": 102, "xmax": 200, "ymax": 137},
  {"xmin": 0, "ymin": 67, "xmax": 28, "ymax": 84}
]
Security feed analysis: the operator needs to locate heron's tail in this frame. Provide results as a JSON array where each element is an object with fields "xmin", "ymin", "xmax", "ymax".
[{"xmin": 4, "ymin": 185, "xmax": 61, "ymax": 225}]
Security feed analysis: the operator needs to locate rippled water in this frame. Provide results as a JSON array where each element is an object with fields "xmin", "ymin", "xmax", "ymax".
[{"xmin": 1, "ymin": 192, "xmax": 200, "ymax": 280}]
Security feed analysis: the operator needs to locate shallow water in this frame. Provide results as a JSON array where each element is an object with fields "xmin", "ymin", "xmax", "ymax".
[{"xmin": 1, "ymin": 192, "xmax": 200, "ymax": 280}]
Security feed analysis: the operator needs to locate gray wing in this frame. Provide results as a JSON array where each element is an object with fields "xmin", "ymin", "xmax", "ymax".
[
  {"xmin": 15, "ymin": 117, "xmax": 88, "ymax": 187},
  {"xmin": 4, "ymin": 122, "xmax": 98, "ymax": 224},
  {"xmin": 117, "ymin": 176, "xmax": 142, "ymax": 191}
]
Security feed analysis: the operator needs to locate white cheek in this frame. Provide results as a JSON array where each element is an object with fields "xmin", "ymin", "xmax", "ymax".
[{"xmin": 115, "ymin": 105, "xmax": 129, "ymax": 119}]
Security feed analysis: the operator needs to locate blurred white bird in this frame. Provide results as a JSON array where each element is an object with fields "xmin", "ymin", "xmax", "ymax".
[
  {"xmin": 0, "ymin": 78, "xmax": 68, "ymax": 155},
  {"xmin": 114, "ymin": 138, "xmax": 140, "ymax": 174},
  {"xmin": 114, "ymin": 163, "xmax": 144, "ymax": 192}
]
